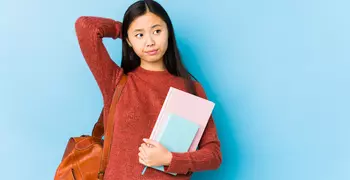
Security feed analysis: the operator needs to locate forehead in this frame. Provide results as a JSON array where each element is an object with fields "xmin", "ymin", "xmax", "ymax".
[{"xmin": 128, "ymin": 12, "xmax": 166, "ymax": 32}]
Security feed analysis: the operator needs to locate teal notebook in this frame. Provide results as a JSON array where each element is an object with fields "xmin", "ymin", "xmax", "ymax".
[{"xmin": 141, "ymin": 113, "xmax": 199, "ymax": 176}]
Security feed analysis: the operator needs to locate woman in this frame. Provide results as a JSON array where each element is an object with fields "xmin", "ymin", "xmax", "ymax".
[{"xmin": 75, "ymin": 0, "xmax": 222, "ymax": 179}]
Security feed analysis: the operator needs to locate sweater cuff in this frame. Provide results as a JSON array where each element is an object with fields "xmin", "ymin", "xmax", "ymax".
[
  {"xmin": 98, "ymin": 20, "xmax": 120, "ymax": 39},
  {"xmin": 115, "ymin": 22, "xmax": 123, "ymax": 39},
  {"xmin": 164, "ymin": 152, "xmax": 192, "ymax": 175}
]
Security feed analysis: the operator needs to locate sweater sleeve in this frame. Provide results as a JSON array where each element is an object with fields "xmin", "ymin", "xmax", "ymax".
[
  {"xmin": 164, "ymin": 83, "xmax": 222, "ymax": 175},
  {"xmin": 75, "ymin": 16, "xmax": 124, "ymax": 114}
]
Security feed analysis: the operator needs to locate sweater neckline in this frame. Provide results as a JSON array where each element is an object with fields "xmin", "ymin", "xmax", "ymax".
[
  {"xmin": 132, "ymin": 66, "xmax": 175, "ymax": 84},
  {"xmin": 135, "ymin": 66, "xmax": 171, "ymax": 75}
]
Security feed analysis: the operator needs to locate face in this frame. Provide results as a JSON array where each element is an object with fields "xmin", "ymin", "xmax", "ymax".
[{"xmin": 126, "ymin": 12, "xmax": 169, "ymax": 65}]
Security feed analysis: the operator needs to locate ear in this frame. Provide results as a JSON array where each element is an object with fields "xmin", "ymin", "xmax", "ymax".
[{"xmin": 126, "ymin": 38, "xmax": 133, "ymax": 47}]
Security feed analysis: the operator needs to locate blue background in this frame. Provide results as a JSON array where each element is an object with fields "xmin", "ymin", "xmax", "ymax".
[{"xmin": 1, "ymin": 0, "xmax": 349, "ymax": 179}]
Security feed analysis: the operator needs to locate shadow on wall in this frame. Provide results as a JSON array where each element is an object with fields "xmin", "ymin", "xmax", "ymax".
[{"xmin": 177, "ymin": 36, "xmax": 243, "ymax": 180}]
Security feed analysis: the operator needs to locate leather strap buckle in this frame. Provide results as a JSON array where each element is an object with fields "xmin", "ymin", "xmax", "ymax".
[{"xmin": 97, "ymin": 171, "xmax": 104, "ymax": 179}]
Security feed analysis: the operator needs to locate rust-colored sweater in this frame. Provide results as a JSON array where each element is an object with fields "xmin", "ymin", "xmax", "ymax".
[{"xmin": 75, "ymin": 16, "xmax": 222, "ymax": 180}]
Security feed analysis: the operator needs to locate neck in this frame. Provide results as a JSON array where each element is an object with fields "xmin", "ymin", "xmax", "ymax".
[{"xmin": 140, "ymin": 59, "xmax": 165, "ymax": 71}]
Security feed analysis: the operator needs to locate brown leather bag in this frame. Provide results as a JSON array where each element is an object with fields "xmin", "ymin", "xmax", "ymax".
[{"xmin": 54, "ymin": 75, "xmax": 127, "ymax": 180}]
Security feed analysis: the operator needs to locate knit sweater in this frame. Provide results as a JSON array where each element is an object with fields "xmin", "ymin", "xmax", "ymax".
[{"xmin": 75, "ymin": 16, "xmax": 222, "ymax": 180}]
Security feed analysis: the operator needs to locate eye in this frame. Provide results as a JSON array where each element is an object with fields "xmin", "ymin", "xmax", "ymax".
[
  {"xmin": 154, "ymin": 29, "xmax": 161, "ymax": 34},
  {"xmin": 135, "ymin": 33, "xmax": 143, "ymax": 38}
]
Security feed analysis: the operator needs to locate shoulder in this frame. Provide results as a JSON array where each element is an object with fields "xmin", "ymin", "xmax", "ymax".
[
  {"xmin": 170, "ymin": 77, "xmax": 208, "ymax": 98},
  {"xmin": 192, "ymin": 80, "xmax": 208, "ymax": 99}
]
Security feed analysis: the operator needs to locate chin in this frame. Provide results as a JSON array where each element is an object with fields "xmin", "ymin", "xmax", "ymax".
[
  {"xmin": 143, "ymin": 56, "xmax": 163, "ymax": 63},
  {"xmin": 146, "ymin": 59, "xmax": 163, "ymax": 64}
]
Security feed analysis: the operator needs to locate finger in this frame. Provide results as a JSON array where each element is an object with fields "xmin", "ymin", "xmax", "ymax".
[
  {"xmin": 143, "ymin": 138, "xmax": 159, "ymax": 147},
  {"xmin": 140, "ymin": 144, "xmax": 149, "ymax": 157},
  {"xmin": 139, "ymin": 156, "xmax": 146, "ymax": 166},
  {"xmin": 141, "ymin": 143, "xmax": 149, "ymax": 151},
  {"xmin": 142, "ymin": 140, "xmax": 154, "ymax": 148},
  {"xmin": 138, "ymin": 147, "xmax": 147, "ymax": 157},
  {"xmin": 139, "ymin": 156, "xmax": 149, "ymax": 166},
  {"xmin": 138, "ymin": 152, "xmax": 146, "ymax": 161}
]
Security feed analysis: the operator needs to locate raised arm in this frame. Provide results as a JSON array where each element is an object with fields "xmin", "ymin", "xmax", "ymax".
[{"xmin": 75, "ymin": 16, "xmax": 124, "ymax": 111}]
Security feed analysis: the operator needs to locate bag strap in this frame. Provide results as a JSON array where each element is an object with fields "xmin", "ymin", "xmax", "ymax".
[
  {"xmin": 97, "ymin": 74, "xmax": 127, "ymax": 179},
  {"xmin": 91, "ymin": 74, "xmax": 127, "ymax": 138},
  {"xmin": 91, "ymin": 111, "xmax": 104, "ymax": 139}
]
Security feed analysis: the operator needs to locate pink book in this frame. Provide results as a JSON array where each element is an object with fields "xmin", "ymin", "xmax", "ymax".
[{"xmin": 149, "ymin": 87, "xmax": 215, "ymax": 152}]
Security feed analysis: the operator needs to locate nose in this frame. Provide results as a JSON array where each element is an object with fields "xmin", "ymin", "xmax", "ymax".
[{"xmin": 145, "ymin": 34, "xmax": 155, "ymax": 47}]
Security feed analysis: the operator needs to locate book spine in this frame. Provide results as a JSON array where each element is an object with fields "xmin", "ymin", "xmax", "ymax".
[{"xmin": 150, "ymin": 87, "xmax": 174, "ymax": 140}]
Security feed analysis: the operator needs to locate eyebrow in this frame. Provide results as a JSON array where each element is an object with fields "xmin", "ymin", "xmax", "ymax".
[{"xmin": 133, "ymin": 24, "xmax": 162, "ymax": 33}]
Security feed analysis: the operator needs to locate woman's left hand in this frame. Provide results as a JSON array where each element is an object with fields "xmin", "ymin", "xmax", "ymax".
[{"xmin": 138, "ymin": 138, "xmax": 173, "ymax": 167}]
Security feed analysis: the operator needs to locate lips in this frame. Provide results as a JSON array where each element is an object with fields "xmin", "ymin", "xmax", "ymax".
[{"xmin": 145, "ymin": 49, "xmax": 158, "ymax": 55}]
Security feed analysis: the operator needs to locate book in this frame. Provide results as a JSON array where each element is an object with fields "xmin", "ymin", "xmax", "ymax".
[
  {"xmin": 150, "ymin": 87, "xmax": 215, "ymax": 152},
  {"xmin": 141, "ymin": 87, "xmax": 215, "ymax": 175},
  {"xmin": 143, "ymin": 113, "xmax": 200, "ymax": 175}
]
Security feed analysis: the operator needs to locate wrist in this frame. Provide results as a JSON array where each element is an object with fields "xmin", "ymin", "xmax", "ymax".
[
  {"xmin": 115, "ymin": 22, "xmax": 123, "ymax": 39},
  {"xmin": 165, "ymin": 151, "xmax": 173, "ymax": 166}
]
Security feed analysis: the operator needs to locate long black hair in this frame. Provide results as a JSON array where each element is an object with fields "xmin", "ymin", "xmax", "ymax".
[{"xmin": 120, "ymin": 0, "xmax": 197, "ymax": 95}]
